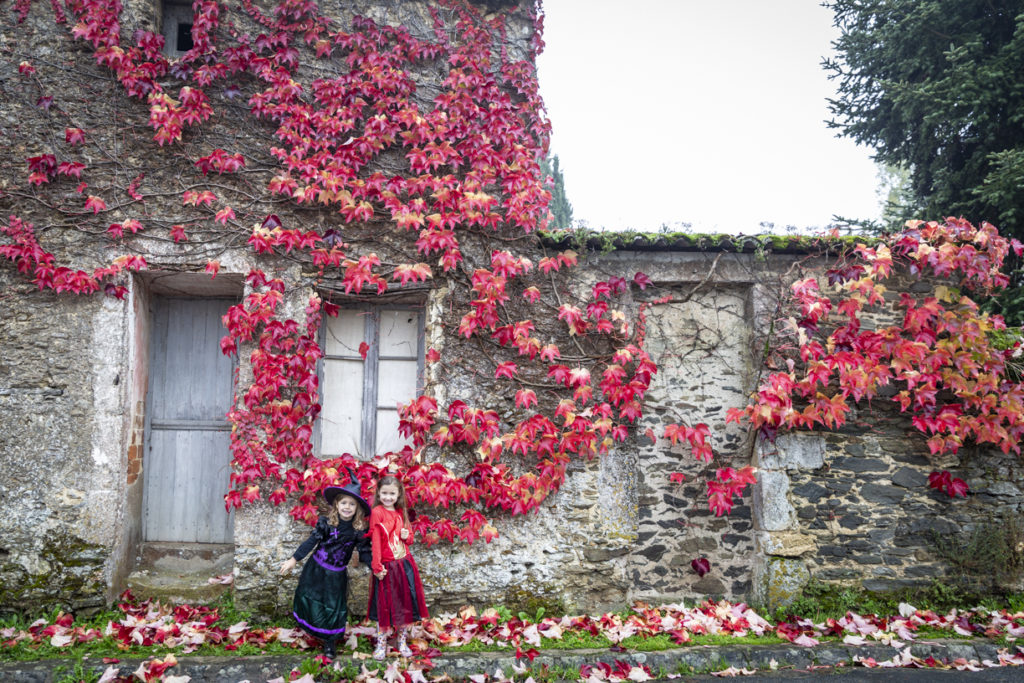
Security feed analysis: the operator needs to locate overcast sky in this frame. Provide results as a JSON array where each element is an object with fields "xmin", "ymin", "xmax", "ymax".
[{"xmin": 535, "ymin": 1, "xmax": 882, "ymax": 234}]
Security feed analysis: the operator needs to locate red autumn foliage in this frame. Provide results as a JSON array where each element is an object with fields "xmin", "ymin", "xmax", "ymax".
[
  {"xmin": 3, "ymin": 0, "xmax": 1019, "ymax": 570},
  {"xmin": 728, "ymin": 219, "xmax": 1024, "ymax": 498}
]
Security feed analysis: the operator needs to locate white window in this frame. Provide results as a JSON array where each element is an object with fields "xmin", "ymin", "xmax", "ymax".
[
  {"xmin": 320, "ymin": 306, "xmax": 424, "ymax": 458},
  {"xmin": 161, "ymin": 1, "xmax": 194, "ymax": 57}
]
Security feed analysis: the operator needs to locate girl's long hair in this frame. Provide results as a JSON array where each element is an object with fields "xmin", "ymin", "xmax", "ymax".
[
  {"xmin": 324, "ymin": 492, "xmax": 367, "ymax": 530},
  {"xmin": 374, "ymin": 475, "xmax": 410, "ymax": 527}
]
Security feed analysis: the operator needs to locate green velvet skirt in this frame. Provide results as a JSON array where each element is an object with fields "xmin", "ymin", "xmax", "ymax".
[{"xmin": 293, "ymin": 552, "xmax": 350, "ymax": 643}]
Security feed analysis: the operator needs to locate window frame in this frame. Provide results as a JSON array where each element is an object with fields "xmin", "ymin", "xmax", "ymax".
[
  {"xmin": 317, "ymin": 302, "xmax": 426, "ymax": 459},
  {"xmin": 160, "ymin": 0, "xmax": 194, "ymax": 57}
]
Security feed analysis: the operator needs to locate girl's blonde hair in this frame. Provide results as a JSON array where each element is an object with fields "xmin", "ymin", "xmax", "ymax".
[
  {"xmin": 374, "ymin": 475, "xmax": 410, "ymax": 527},
  {"xmin": 324, "ymin": 492, "xmax": 367, "ymax": 530}
]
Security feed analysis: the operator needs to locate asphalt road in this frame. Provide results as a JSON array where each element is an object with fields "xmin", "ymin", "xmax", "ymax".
[{"xmin": 685, "ymin": 667, "xmax": 1024, "ymax": 681}]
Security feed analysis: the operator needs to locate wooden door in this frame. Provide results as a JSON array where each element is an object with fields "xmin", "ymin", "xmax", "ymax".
[{"xmin": 143, "ymin": 297, "xmax": 236, "ymax": 543}]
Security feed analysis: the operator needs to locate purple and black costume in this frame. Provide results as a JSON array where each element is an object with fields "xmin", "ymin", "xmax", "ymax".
[{"xmin": 290, "ymin": 515, "xmax": 371, "ymax": 645}]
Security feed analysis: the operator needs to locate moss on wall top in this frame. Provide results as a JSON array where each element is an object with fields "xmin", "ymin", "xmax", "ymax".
[{"xmin": 542, "ymin": 229, "xmax": 878, "ymax": 255}]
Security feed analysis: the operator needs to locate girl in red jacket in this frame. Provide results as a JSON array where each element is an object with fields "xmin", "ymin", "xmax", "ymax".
[{"xmin": 368, "ymin": 475, "xmax": 429, "ymax": 660}]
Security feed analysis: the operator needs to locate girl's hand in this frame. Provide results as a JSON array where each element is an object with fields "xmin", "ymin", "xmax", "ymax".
[
  {"xmin": 375, "ymin": 569, "xmax": 387, "ymax": 580},
  {"xmin": 279, "ymin": 558, "xmax": 297, "ymax": 575},
  {"xmin": 399, "ymin": 528, "xmax": 410, "ymax": 540}
]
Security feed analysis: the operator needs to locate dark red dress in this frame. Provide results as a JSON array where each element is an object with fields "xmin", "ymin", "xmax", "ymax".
[{"xmin": 367, "ymin": 506, "xmax": 429, "ymax": 628}]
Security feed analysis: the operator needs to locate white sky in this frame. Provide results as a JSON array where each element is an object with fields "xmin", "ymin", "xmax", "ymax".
[{"xmin": 536, "ymin": 0, "xmax": 882, "ymax": 234}]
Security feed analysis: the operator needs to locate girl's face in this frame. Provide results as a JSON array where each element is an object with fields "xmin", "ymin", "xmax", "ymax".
[
  {"xmin": 378, "ymin": 483, "xmax": 400, "ymax": 509},
  {"xmin": 335, "ymin": 494, "xmax": 358, "ymax": 521}
]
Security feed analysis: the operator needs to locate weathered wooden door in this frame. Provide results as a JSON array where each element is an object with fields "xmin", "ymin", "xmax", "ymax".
[{"xmin": 143, "ymin": 297, "xmax": 236, "ymax": 543}]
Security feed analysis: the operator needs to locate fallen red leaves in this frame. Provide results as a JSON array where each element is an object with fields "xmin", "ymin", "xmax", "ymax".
[{"xmin": 7, "ymin": 594, "xmax": 1024, "ymax": 680}]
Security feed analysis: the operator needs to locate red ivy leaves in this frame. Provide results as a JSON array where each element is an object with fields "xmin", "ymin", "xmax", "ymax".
[
  {"xmin": 729, "ymin": 218, "xmax": 1019, "ymax": 492},
  {"xmin": 65, "ymin": 127, "xmax": 86, "ymax": 145},
  {"xmin": 195, "ymin": 149, "xmax": 245, "ymax": 175},
  {"xmin": 83, "ymin": 195, "xmax": 106, "ymax": 213},
  {"xmin": 664, "ymin": 422, "xmax": 712, "ymax": 463},
  {"xmin": 1, "ymin": 215, "xmax": 143, "ymax": 295},
  {"xmin": 928, "ymin": 470, "xmax": 969, "ymax": 498},
  {"xmin": 14, "ymin": 0, "xmax": 664, "ymax": 545}
]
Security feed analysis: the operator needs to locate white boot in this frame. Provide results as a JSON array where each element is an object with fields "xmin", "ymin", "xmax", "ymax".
[
  {"xmin": 397, "ymin": 627, "xmax": 413, "ymax": 657},
  {"xmin": 373, "ymin": 629, "xmax": 388, "ymax": 660}
]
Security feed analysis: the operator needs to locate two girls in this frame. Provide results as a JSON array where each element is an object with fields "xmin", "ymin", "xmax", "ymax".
[{"xmin": 282, "ymin": 471, "xmax": 428, "ymax": 661}]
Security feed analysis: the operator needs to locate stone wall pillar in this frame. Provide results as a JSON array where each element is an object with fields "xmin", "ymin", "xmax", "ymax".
[{"xmin": 751, "ymin": 433, "xmax": 824, "ymax": 608}]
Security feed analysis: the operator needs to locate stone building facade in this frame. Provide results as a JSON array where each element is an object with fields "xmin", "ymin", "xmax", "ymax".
[{"xmin": 1, "ymin": 0, "xmax": 1022, "ymax": 619}]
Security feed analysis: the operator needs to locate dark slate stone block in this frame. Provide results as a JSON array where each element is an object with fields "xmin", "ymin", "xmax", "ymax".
[
  {"xmin": 840, "ymin": 514, "xmax": 865, "ymax": 530},
  {"xmin": 797, "ymin": 505, "xmax": 816, "ymax": 520},
  {"xmin": 834, "ymin": 457, "xmax": 887, "ymax": 473},
  {"xmin": 905, "ymin": 565, "xmax": 942, "ymax": 578},
  {"xmin": 853, "ymin": 554, "xmax": 883, "ymax": 564},
  {"xmin": 891, "ymin": 467, "xmax": 928, "ymax": 489},
  {"xmin": 635, "ymin": 544, "xmax": 666, "ymax": 562},
  {"xmin": 730, "ymin": 505, "xmax": 752, "ymax": 519},
  {"xmin": 868, "ymin": 529, "xmax": 895, "ymax": 543},
  {"xmin": 909, "ymin": 517, "xmax": 958, "ymax": 535},
  {"xmin": 818, "ymin": 568, "xmax": 861, "ymax": 580},
  {"xmin": 825, "ymin": 479, "xmax": 853, "ymax": 493},
  {"xmin": 860, "ymin": 483, "xmax": 906, "ymax": 504},
  {"xmin": 721, "ymin": 534, "xmax": 746, "ymax": 547},
  {"xmin": 792, "ymin": 482, "xmax": 829, "ymax": 502}
]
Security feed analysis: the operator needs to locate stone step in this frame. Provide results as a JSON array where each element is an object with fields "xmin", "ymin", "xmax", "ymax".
[{"xmin": 126, "ymin": 542, "xmax": 234, "ymax": 605}]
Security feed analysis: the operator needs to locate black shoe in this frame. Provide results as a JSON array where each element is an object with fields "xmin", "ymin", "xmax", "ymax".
[{"xmin": 323, "ymin": 642, "xmax": 336, "ymax": 659}]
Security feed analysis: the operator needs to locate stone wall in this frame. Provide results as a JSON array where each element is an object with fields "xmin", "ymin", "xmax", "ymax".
[
  {"xmin": 756, "ymin": 425, "xmax": 1024, "ymax": 604},
  {"xmin": 2, "ymin": 0, "xmax": 1022, "ymax": 619},
  {"xmin": 0, "ymin": 270, "xmax": 130, "ymax": 613},
  {"xmin": 3, "ymin": 239, "xmax": 1023, "ymax": 617}
]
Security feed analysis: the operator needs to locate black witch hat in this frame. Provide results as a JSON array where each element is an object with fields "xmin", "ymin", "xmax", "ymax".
[{"xmin": 323, "ymin": 467, "xmax": 370, "ymax": 515}]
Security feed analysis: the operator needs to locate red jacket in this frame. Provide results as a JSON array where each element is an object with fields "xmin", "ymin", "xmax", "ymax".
[{"xmin": 369, "ymin": 506, "xmax": 409, "ymax": 574}]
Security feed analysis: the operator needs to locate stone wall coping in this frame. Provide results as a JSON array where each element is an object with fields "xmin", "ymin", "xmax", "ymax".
[{"xmin": 543, "ymin": 231, "xmax": 873, "ymax": 255}]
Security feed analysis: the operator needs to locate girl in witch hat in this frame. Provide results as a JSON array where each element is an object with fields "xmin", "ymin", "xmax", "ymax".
[{"xmin": 280, "ymin": 468, "xmax": 371, "ymax": 659}]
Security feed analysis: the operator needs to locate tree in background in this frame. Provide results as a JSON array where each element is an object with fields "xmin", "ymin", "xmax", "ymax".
[
  {"xmin": 875, "ymin": 162, "xmax": 914, "ymax": 228},
  {"xmin": 824, "ymin": 0, "xmax": 1024, "ymax": 239},
  {"xmin": 542, "ymin": 154, "xmax": 574, "ymax": 229}
]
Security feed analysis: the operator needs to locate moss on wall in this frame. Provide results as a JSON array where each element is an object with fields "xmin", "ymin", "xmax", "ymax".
[{"xmin": 0, "ymin": 532, "xmax": 106, "ymax": 617}]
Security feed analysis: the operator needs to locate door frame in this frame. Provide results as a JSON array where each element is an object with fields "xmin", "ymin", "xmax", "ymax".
[{"xmin": 141, "ymin": 292, "xmax": 240, "ymax": 544}]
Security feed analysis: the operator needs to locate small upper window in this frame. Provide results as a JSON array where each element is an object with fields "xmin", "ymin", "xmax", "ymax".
[{"xmin": 161, "ymin": 1, "xmax": 194, "ymax": 57}]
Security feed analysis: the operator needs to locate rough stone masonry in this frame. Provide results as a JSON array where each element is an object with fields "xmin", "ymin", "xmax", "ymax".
[{"xmin": 1, "ymin": 0, "xmax": 1021, "ymax": 619}]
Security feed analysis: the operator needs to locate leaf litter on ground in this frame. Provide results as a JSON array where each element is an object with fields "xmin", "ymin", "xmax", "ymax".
[{"xmin": 6, "ymin": 593, "xmax": 1024, "ymax": 680}]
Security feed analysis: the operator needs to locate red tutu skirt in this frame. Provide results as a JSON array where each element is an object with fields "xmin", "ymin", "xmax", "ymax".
[{"xmin": 368, "ymin": 555, "xmax": 429, "ymax": 628}]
